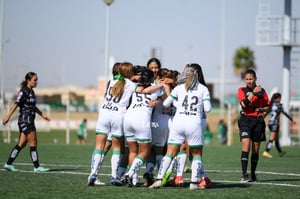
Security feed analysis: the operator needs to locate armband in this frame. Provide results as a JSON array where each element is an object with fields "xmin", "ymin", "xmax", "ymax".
[{"xmin": 242, "ymin": 99, "xmax": 251, "ymax": 106}]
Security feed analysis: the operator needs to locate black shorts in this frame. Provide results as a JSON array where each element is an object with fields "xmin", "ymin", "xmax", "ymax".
[
  {"xmin": 268, "ymin": 124, "xmax": 279, "ymax": 133},
  {"xmin": 77, "ymin": 134, "xmax": 84, "ymax": 140},
  {"xmin": 238, "ymin": 115, "xmax": 266, "ymax": 142},
  {"xmin": 18, "ymin": 115, "xmax": 36, "ymax": 134}
]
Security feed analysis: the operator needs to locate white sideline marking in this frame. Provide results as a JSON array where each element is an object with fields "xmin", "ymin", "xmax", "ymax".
[
  {"xmin": 7, "ymin": 163, "xmax": 300, "ymax": 177},
  {"xmin": 1, "ymin": 162, "xmax": 300, "ymax": 188},
  {"xmin": 217, "ymin": 180, "xmax": 300, "ymax": 188},
  {"xmin": 208, "ymin": 169, "xmax": 300, "ymax": 177}
]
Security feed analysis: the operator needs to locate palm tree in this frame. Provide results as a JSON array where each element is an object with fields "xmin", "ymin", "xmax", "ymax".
[{"xmin": 233, "ymin": 46, "xmax": 256, "ymax": 79}]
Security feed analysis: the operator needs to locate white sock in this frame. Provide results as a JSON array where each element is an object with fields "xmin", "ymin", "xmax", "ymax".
[
  {"xmin": 111, "ymin": 151, "xmax": 122, "ymax": 178},
  {"xmin": 191, "ymin": 157, "xmax": 202, "ymax": 183},
  {"xmin": 176, "ymin": 152, "xmax": 187, "ymax": 177},
  {"xmin": 128, "ymin": 156, "xmax": 145, "ymax": 178},
  {"xmin": 157, "ymin": 154, "xmax": 172, "ymax": 179},
  {"xmin": 166, "ymin": 156, "xmax": 177, "ymax": 173},
  {"xmin": 90, "ymin": 150, "xmax": 104, "ymax": 176},
  {"xmin": 201, "ymin": 165, "xmax": 207, "ymax": 178}
]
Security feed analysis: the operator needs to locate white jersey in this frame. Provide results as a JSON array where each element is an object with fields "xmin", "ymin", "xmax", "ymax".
[
  {"xmin": 101, "ymin": 78, "xmax": 137, "ymax": 114},
  {"xmin": 96, "ymin": 78, "xmax": 136, "ymax": 137},
  {"xmin": 163, "ymin": 82, "xmax": 211, "ymax": 146},
  {"xmin": 124, "ymin": 88, "xmax": 162, "ymax": 143}
]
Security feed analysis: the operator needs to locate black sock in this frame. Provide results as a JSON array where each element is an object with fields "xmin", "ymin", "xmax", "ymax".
[
  {"xmin": 241, "ymin": 151, "xmax": 249, "ymax": 176},
  {"xmin": 251, "ymin": 153, "xmax": 259, "ymax": 176},
  {"xmin": 275, "ymin": 140, "xmax": 282, "ymax": 153},
  {"xmin": 30, "ymin": 147, "xmax": 40, "ymax": 168},
  {"xmin": 7, "ymin": 145, "xmax": 22, "ymax": 165}
]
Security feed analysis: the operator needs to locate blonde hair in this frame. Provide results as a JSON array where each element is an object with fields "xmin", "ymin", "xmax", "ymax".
[
  {"xmin": 184, "ymin": 69, "xmax": 198, "ymax": 91},
  {"xmin": 111, "ymin": 62, "xmax": 133, "ymax": 99}
]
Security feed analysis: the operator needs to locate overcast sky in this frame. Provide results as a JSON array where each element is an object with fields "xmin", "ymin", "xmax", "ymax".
[{"xmin": 1, "ymin": 0, "xmax": 300, "ymax": 97}]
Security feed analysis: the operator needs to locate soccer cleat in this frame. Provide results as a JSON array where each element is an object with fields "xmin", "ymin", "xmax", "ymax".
[
  {"xmin": 262, "ymin": 151, "xmax": 272, "ymax": 158},
  {"xmin": 3, "ymin": 163, "xmax": 18, "ymax": 172},
  {"xmin": 199, "ymin": 177, "xmax": 212, "ymax": 189},
  {"xmin": 121, "ymin": 174, "xmax": 133, "ymax": 187},
  {"xmin": 169, "ymin": 176, "xmax": 184, "ymax": 186},
  {"xmin": 279, "ymin": 151, "xmax": 286, "ymax": 157},
  {"xmin": 189, "ymin": 182, "xmax": 200, "ymax": 190},
  {"xmin": 249, "ymin": 174, "xmax": 257, "ymax": 182},
  {"xmin": 110, "ymin": 177, "xmax": 123, "ymax": 186},
  {"xmin": 240, "ymin": 174, "xmax": 250, "ymax": 183},
  {"xmin": 34, "ymin": 166, "xmax": 49, "ymax": 172},
  {"xmin": 127, "ymin": 176, "xmax": 133, "ymax": 187},
  {"xmin": 162, "ymin": 170, "xmax": 172, "ymax": 186},
  {"xmin": 149, "ymin": 180, "xmax": 162, "ymax": 189},
  {"xmin": 205, "ymin": 177, "xmax": 212, "ymax": 186},
  {"xmin": 143, "ymin": 173, "xmax": 154, "ymax": 187},
  {"xmin": 87, "ymin": 174, "xmax": 97, "ymax": 186},
  {"xmin": 120, "ymin": 174, "xmax": 129, "ymax": 185},
  {"xmin": 94, "ymin": 178, "xmax": 106, "ymax": 185}
]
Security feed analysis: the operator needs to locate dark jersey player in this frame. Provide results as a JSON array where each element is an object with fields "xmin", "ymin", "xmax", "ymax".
[
  {"xmin": 262, "ymin": 92, "xmax": 295, "ymax": 158},
  {"xmin": 2, "ymin": 72, "xmax": 50, "ymax": 172}
]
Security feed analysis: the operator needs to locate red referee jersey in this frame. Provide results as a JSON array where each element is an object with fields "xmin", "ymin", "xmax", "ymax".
[{"xmin": 238, "ymin": 86, "xmax": 270, "ymax": 117}]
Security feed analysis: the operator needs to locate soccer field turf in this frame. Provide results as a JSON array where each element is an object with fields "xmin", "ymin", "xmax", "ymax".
[{"xmin": 0, "ymin": 131, "xmax": 299, "ymax": 199}]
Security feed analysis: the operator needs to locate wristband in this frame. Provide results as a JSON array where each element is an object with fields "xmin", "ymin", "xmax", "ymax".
[{"xmin": 242, "ymin": 99, "xmax": 251, "ymax": 105}]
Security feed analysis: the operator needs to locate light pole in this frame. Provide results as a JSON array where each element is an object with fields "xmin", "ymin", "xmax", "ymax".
[
  {"xmin": 280, "ymin": 0, "xmax": 292, "ymax": 145},
  {"xmin": 0, "ymin": 0, "xmax": 5, "ymax": 111},
  {"xmin": 219, "ymin": 0, "xmax": 226, "ymax": 119},
  {"xmin": 103, "ymin": 0, "xmax": 114, "ymax": 85}
]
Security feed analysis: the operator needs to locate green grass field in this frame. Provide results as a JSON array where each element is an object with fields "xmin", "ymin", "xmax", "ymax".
[{"xmin": 0, "ymin": 130, "xmax": 299, "ymax": 199}]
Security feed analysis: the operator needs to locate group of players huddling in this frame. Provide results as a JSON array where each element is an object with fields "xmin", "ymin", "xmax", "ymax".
[{"xmin": 87, "ymin": 58, "xmax": 212, "ymax": 190}]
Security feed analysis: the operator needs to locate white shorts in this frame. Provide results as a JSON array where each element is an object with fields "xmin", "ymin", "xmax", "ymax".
[
  {"xmin": 123, "ymin": 111, "xmax": 152, "ymax": 143},
  {"xmin": 167, "ymin": 116, "xmax": 203, "ymax": 147},
  {"xmin": 95, "ymin": 109, "xmax": 124, "ymax": 138}
]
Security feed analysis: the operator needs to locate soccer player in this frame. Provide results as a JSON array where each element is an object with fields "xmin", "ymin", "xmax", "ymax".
[
  {"xmin": 77, "ymin": 118, "xmax": 88, "ymax": 144},
  {"xmin": 162, "ymin": 63, "xmax": 212, "ymax": 189},
  {"xmin": 2, "ymin": 72, "xmax": 50, "ymax": 172},
  {"xmin": 87, "ymin": 62, "xmax": 137, "ymax": 186},
  {"xmin": 262, "ymin": 92, "xmax": 295, "ymax": 158},
  {"xmin": 122, "ymin": 66, "xmax": 164, "ymax": 187},
  {"xmin": 149, "ymin": 66, "xmax": 211, "ymax": 190},
  {"xmin": 142, "ymin": 57, "xmax": 162, "ymax": 186},
  {"xmin": 146, "ymin": 57, "xmax": 161, "ymax": 80},
  {"xmin": 143, "ymin": 68, "xmax": 177, "ymax": 187}
]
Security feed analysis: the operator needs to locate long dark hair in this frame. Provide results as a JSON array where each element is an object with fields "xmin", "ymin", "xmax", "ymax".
[
  {"xmin": 20, "ymin": 72, "xmax": 37, "ymax": 88},
  {"xmin": 146, "ymin": 58, "xmax": 161, "ymax": 69},
  {"xmin": 134, "ymin": 65, "xmax": 154, "ymax": 87},
  {"xmin": 265, "ymin": 92, "xmax": 281, "ymax": 117},
  {"xmin": 243, "ymin": 69, "xmax": 256, "ymax": 79},
  {"xmin": 270, "ymin": 92, "xmax": 281, "ymax": 106}
]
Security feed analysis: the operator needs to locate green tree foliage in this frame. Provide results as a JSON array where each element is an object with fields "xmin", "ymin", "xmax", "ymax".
[{"xmin": 233, "ymin": 46, "xmax": 256, "ymax": 79}]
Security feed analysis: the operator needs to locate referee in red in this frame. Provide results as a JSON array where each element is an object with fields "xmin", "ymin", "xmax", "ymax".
[{"xmin": 237, "ymin": 69, "xmax": 270, "ymax": 182}]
